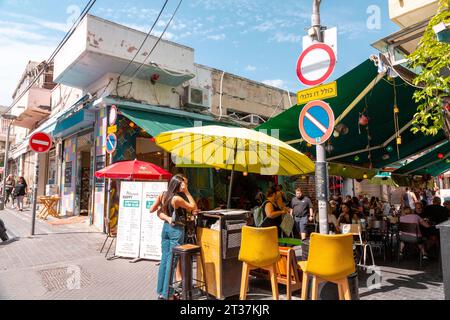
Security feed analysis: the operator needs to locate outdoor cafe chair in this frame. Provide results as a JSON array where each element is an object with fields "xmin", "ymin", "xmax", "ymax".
[
  {"xmin": 238, "ymin": 226, "xmax": 280, "ymax": 300},
  {"xmin": 341, "ymin": 223, "xmax": 375, "ymax": 269},
  {"xmin": 397, "ymin": 222, "xmax": 424, "ymax": 268},
  {"xmin": 367, "ymin": 220, "xmax": 389, "ymax": 262},
  {"xmin": 298, "ymin": 233, "xmax": 355, "ymax": 300}
]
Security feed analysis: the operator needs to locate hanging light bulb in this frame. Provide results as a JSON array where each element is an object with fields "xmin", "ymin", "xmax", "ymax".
[
  {"xmin": 243, "ymin": 172, "xmax": 248, "ymax": 177},
  {"xmin": 129, "ymin": 122, "xmax": 135, "ymax": 128},
  {"xmin": 438, "ymin": 153, "xmax": 444, "ymax": 159},
  {"xmin": 394, "ymin": 105, "xmax": 399, "ymax": 114},
  {"xmin": 215, "ymin": 167, "xmax": 221, "ymax": 172},
  {"xmin": 363, "ymin": 173, "xmax": 368, "ymax": 179},
  {"xmin": 342, "ymin": 166, "xmax": 347, "ymax": 171},
  {"xmin": 354, "ymin": 155, "xmax": 360, "ymax": 162},
  {"xmin": 396, "ymin": 136, "xmax": 402, "ymax": 145},
  {"xmin": 386, "ymin": 146, "xmax": 394, "ymax": 153}
]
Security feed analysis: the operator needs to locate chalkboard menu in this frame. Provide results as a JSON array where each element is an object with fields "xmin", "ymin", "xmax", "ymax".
[
  {"xmin": 95, "ymin": 155, "xmax": 106, "ymax": 188},
  {"xmin": 64, "ymin": 162, "xmax": 72, "ymax": 188}
]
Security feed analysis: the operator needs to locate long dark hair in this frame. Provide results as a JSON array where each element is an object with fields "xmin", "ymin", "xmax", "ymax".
[
  {"xmin": 162, "ymin": 174, "xmax": 185, "ymax": 214},
  {"xmin": 19, "ymin": 176, "xmax": 27, "ymax": 186}
]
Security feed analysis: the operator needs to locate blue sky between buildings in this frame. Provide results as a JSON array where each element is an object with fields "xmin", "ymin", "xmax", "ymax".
[{"xmin": 0, "ymin": 0, "xmax": 400, "ymax": 106}]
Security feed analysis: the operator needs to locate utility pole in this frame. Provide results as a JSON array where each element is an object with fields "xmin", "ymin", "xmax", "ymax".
[
  {"xmin": 31, "ymin": 152, "xmax": 39, "ymax": 236},
  {"xmin": 311, "ymin": 0, "xmax": 329, "ymax": 235}
]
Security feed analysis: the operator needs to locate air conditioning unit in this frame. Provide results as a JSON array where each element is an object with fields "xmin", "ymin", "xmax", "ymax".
[{"xmin": 184, "ymin": 86, "xmax": 211, "ymax": 109}]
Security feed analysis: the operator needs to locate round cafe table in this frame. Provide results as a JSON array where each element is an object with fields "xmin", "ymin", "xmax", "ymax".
[{"xmin": 37, "ymin": 196, "xmax": 61, "ymax": 220}]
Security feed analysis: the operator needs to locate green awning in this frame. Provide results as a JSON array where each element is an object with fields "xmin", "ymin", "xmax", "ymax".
[
  {"xmin": 329, "ymin": 163, "xmax": 377, "ymax": 180},
  {"xmin": 119, "ymin": 107, "xmax": 197, "ymax": 137},
  {"xmin": 117, "ymin": 104, "xmax": 228, "ymax": 137},
  {"xmin": 394, "ymin": 141, "xmax": 450, "ymax": 176},
  {"xmin": 257, "ymin": 59, "xmax": 446, "ymax": 171}
]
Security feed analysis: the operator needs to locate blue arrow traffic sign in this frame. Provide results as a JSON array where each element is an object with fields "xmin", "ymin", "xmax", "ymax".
[
  {"xmin": 106, "ymin": 133, "xmax": 117, "ymax": 154},
  {"xmin": 299, "ymin": 100, "xmax": 335, "ymax": 146}
]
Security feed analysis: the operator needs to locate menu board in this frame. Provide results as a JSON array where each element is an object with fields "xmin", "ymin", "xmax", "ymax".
[
  {"xmin": 95, "ymin": 155, "xmax": 106, "ymax": 188},
  {"xmin": 64, "ymin": 162, "xmax": 72, "ymax": 188},
  {"xmin": 115, "ymin": 182, "xmax": 143, "ymax": 258},
  {"xmin": 139, "ymin": 182, "xmax": 167, "ymax": 261}
]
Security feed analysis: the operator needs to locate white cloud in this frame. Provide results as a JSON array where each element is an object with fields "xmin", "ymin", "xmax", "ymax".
[
  {"xmin": 206, "ymin": 33, "xmax": 226, "ymax": 41},
  {"xmin": 262, "ymin": 79, "xmax": 286, "ymax": 89},
  {"xmin": 4, "ymin": 12, "xmax": 68, "ymax": 32},
  {"xmin": 270, "ymin": 32, "xmax": 302, "ymax": 43},
  {"xmin": 0, "ymin": 38, "xmax": 54, "ymax": 105},
  {"xmin": 245, "ymin": 65, "xmax": 256, "ymax": 72}
]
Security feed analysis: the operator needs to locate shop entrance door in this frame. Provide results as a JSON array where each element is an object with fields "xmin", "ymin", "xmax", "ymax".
[{"xmin": 76, "ymin": 132, "xmax": 93, "ymax": 216}]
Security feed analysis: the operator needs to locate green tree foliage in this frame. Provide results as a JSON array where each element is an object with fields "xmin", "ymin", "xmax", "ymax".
[{"xmin": 409, "ymin": 0, "xmax": 450, "ymax": 136}]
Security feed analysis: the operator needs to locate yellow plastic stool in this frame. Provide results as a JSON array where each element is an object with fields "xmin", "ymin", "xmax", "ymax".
[
  {"xmin": 239, "ymin": 226, "xmax": 280, "ymax": 300},
  {"xmin": 298, "ymin": 233, "xmax": 356, "ymax": 300}
]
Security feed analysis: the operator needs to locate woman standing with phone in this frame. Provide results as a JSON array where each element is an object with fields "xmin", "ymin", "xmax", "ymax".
[{"xmin": 155, "ymin": 175, "xmax": 198, "ymax": 300}]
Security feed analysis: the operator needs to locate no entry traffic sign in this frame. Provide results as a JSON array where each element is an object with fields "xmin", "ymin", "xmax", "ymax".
[
  {"xmin": 296, "ymin": 43, "xmax": 336, "ymax": 87},
  {"xmin": 29, "ymin": 132, "xmax": 52, "ymax": 153},
  {"xmin": 109, "ymin": 105, "xmax": 118, "ymax": 126},
  {"xmin": 106, "ymin": 133, "xmax": 117, "ymax": 154},
  {"xmin": 299, "ymin": 100, "xmax": 335, "ymax": 145}
]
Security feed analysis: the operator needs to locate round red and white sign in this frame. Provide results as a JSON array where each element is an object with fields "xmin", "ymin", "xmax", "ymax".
[
  {"xmin": 296, "ymin": 43, "xmax": 336, "ymax": 87},
  {"xmin": 109, "ymin": 105, "xmax": 117, "ymax": 126},
  {"xmin": 29, "ymin": 132, "xmax": 52, "ymax": 153}
]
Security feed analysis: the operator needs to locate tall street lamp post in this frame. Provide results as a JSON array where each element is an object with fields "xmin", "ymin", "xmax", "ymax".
[{"xmin": 0, "ymin": 114, "xmax": 17, "ymax": 211}]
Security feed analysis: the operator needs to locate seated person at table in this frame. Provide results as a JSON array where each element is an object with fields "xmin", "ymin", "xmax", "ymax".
[
  {"xmin": 290, "ymin": 187, "xmax": 314, "ymax": 240},
  {"xmin": 315, "ymin": 202, "xmax": 340, "ymax": 234},
  {"xmin": 260, "ymin": 186, "xmax": 290, "ymax": 232},
  {"xmin": 424, "ymin": 197, "xmax": 448, "ymax": 226},
  {"xmin": 399, "ymin": 207, "xmax": 431, "ymax": 259},
  {"xmin": 337, "ymin": 202, "xmax": 360, "ymax": 225},
  {"xmin": 444, "ymin": 201, "xmax": 450, "ymax": 217}
]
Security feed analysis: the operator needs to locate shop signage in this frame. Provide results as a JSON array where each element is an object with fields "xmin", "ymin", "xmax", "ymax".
[
  {"xmin": 139, "ymin": 182, "xmax": 167, "ymax": 260},
  {"xmin": 116, "ymin": 181, "xmax": 167, "ymax": 261},
  {"xmin": 107, "ymin": 125, "xmax": 117, "ymax": 135},
  {"xmin": 106, "ymin": 133, "xmax": 117, "ymax": 155},
  {"xmin": 297, "ymin": 81, "xmax": 337, "ymax": 105},
  {"xmin": 115, "ymin": 182, "xmax": 143, "ymax": 258},
  {"xmin": 296, "ymin": 43, "xmax": 336, "ymax": 87},
  {"xmin": 109, "ymin": 105, "xmax": 118, "ymax": 126},
  {"xmin": 298, "ymin": 100, "xmax": 335, "ymax": 145},
  {"xmin": 29, "ymin": 132, "xmax": 52, "ymax": 153}
]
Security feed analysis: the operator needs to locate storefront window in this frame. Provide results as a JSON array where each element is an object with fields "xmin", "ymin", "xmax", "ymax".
[{"xmin": 136, "ymin": 137, "xmax": 165, "ymax": 169}]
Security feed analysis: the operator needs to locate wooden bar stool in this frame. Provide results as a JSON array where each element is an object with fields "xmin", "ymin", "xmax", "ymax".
[{"xmin": 168, "ymin": 244, "xmax": 208, "ymax": 300}]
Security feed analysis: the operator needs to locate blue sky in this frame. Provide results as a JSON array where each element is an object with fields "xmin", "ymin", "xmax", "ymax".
[{"xmin": 0, "ymin": 0, "xmax": 400, "ymax": 106}]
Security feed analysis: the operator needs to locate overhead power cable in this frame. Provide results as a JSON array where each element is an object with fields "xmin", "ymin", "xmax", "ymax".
[
  {"xmin": 117, "ymin": 0, "xmax": 169, "ymax": 82},
  {"xmin": 127, "ymin": 0, "xmax": 184, "ymax": 82}
]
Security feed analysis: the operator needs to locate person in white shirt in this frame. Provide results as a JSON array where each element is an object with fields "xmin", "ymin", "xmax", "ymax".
[{"xmin": 401, "ymin": 188, "xmax": 418, "ymax": 209}]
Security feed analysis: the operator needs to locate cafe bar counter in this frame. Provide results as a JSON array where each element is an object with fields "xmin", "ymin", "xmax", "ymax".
[{"xmin": 196, "ymin": 210, "xmax": 249, "ymax": 300}]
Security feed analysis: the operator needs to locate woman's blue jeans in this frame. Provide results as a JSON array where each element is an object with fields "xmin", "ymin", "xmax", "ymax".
[{"xmin": 157, "ymin": 222, "xmax": 185, "ymax": 299}]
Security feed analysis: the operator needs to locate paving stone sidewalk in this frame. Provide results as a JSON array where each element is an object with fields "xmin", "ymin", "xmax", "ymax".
[{"xmin": 0, "ymin": 208, "xmax": 445, "ymax": 300}]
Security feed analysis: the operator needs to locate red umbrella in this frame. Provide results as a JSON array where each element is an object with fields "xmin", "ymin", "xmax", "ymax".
[{"xmin": 95, "ymin": 159, "xmax": 172, "ymax": 181}]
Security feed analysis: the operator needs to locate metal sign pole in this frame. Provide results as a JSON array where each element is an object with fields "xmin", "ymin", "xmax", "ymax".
[
  {"xmin": 312, "ymin": 0, "xmax": 329, "ymax": 235},
  {"xmin": 31, "ymin": 152, "xmax": 39, "ymax": 236}
]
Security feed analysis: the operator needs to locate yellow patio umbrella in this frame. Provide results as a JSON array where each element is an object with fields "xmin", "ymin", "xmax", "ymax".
[
  {"xmin": 369, "ymin": 175, "xmax": 399, "ymax": 187},
  {"xmin": 155, "ymin": 125, "xmax": 315, "ymax": 207}
]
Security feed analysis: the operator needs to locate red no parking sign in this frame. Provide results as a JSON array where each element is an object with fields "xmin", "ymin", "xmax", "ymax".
[{"xmin": 29, "ymin": 132, "xmax": 52, "ymax": 153}]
